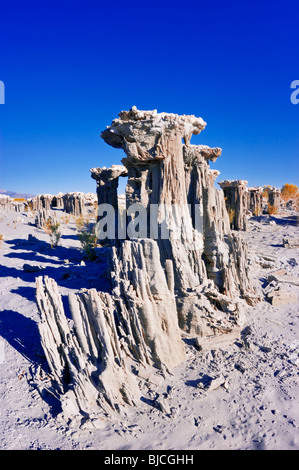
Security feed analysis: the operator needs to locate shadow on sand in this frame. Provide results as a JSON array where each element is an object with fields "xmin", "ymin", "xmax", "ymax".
[
  {"xmin": 0, "ymin": 309, "xmax": 42, "ymax": 363},
  {"xmin": 0, "ymin": 236, "xmax": 112, "ymax": 417},
  {"xmin": 269, "ymin": 215, "xmax": 298, "ymax": 226},
  {"xmin": 1, "ymin": 236, "xmax": 112, "ymax": 294},
  {"xmin": 250, "ymin": 215, "xmax": 298, "ymax": 226},
  {"xmin": 0, "ymin": 309, "xmax": 62, "ymax": 416},
  {"xmin": 5, "ymin": 237, "xmax": 82, "ymax": 262}
]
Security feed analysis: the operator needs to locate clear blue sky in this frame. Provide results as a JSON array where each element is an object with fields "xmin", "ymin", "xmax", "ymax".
[{"xmin": 0, "ymin": 0, "xmax": 298, "ymax": 196}]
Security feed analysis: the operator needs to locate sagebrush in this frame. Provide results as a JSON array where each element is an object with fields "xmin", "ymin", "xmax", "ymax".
[
  {"xmin": 43, "ymin": 218, "xmax": 61, "ymax": 248},
  {"xmin": 76, "ymin": 219, "xmax": 97, "ymax": 261}
]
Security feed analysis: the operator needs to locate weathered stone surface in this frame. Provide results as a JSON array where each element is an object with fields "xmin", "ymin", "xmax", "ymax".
[
  {"xmin": 204, "ymin": 374, "xmax": 226, "ymax": 391},
  {"xmin": 247, "ymin": 186, "xmax": 263, "ymax": 216},
  {"xmin": 35, "ymin": 237, "xmax": 185, "ymax": 422},
  {"xmin": 0, "ymin": 195, "xmax": 27, "ymax": 212},
  {"xmin": 3, "ymin": 191, "xmax": 97, "ymax": 215},
  {"xmin": 267, "ymin": 186, "xmax": 281, "ymax": 209},
  {"xmin": 109, "ymin": 239, "xmax": 186, "ymax": 371},
  {"xmin": 36, "ymin": 276, "xmax": 141, "ymax": 421},
  {"xmin": 90, "ymin": 165, "xmax": 128, "ymax": 242},
  {"xmin": 0, "ymin": 195, "xmax": 13, "ymax": 212},
  {"xmin": 35, "ymin": 242, "xmax": 186, "ymax": 421},
  {"xmin": 29, "ymin": 194, "xmax": 53, "ymax": 212},
  {"xmin": 51, "ymin": 192, "xmax": 64, "ymax": 209},
  {"xmin": 23, "ymin": 263, "xmax": 44, "ymax": 272},
  {"xmin": 62, "ymin": 192, "xmax": 86, "ymax": 216},
  {"xmin": 90, "ymin": 165, "xmax": 127, "ymax": 206},
  {"xmin": 218, "ymin": 180, "xmax": 248, "ymax": 231},
  {"xmin": 267, "ymin": 289, "xmax": 298, "ymax": 306},
  {"xmin": 255, "ymin": 255, "xmax": 277, "ymax": 269},
  {"xmin": 64, "ymin": 192, "xmax": 97, "ymax": 215},
  {"xmin": 36, "ymin": 107, "xmax": 260, "ymax": 423},
  {"xmin": 28, "ymin": 192, "xmax": 97, "ymax": 215},
  {"xmin": 100, "ymin": 107, "xmax": 259, "ymax": 334},
  {"xmin": 267, "ymin": 272, "xmax": 299, "ymax": 287},
  {"xmin": 283, "ymin": 238, "xmax": 299, "ymax": 248},
  {"xmin": 34, "ymin": 210, "xmax": 57, "ymax": 229}
]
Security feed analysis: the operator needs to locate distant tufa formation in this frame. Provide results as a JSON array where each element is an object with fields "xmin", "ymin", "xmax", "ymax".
[
  {"xmin": 35, "ymin": 107, "xmax": 261, "ymax": 426},
  {"xmin": 0, "ymin": 192, "xmax": 97, "ymax": 216},
  {"xmin": 218, "ymin": 180, "xmax": 249, "ymax": 231},
  {"xmin": 28, "ymin": 192, "xmax": 97, "ymax": 216},
  {"xmin": 218, "ymin": 181, "xmax": 281, "ymax": 230}
]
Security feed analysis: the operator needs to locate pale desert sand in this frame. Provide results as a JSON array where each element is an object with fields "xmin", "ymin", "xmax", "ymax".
[{"xmin": 0, "ymin": 208, "xmax": 298, "ymax": 450}]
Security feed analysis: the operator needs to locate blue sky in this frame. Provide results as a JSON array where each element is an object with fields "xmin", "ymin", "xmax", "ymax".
[{"xmin": 0, "ymin": 0, "xmax": 298, "ymax": 196}]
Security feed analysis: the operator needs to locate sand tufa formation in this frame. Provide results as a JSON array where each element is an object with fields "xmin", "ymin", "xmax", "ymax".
[{"xmin": 35, "ymin": 107, "xmax": 260, "ymax": 426}]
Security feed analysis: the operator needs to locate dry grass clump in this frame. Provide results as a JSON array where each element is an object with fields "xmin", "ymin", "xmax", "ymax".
[
  {"xmin": 262, "ymin": 186, "xmax": 270, "ymax": 200},
  {"xmin": 0, "ymin": 233, "xmax": 3, "ymax": 249},
  {"xmin": 61, "ymin": 214, "xmax": 71, "ymax": 224},
  {"xmin": 75, "ymin": 215, "xmax": 90, "ymax": 231},
  {"xmin": 267, "ymin": 204, "xmax": 278, "ymax": 215},
  {"xmin": 92, "ymin": 202, "xmax": 98, "ymax": 219},
  {"xmin": 252, "ymin": 207, "xmax": 261, "ymax": 217},
  {"xmin": 228, "ymin": 208, "xmax": 235, "ymax": 224}
]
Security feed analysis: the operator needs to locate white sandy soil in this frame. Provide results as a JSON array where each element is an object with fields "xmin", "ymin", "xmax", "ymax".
[{"xmin": 0, "ymin": 208, "xmax": 298, "ymax": 450}]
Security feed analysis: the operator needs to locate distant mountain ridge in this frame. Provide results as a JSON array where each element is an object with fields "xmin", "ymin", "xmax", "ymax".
[{"xmin": 0, "ymin": 189, "xmax": 36, "ymax": 199}]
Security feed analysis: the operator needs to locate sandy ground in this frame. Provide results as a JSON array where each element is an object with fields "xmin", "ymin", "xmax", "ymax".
[{"xmin": 0, "ymin": 208, "xmax": 298, "ymax": 451}]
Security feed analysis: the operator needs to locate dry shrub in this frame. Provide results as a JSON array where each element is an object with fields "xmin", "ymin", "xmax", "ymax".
[
  {"xmin": 228, "ymin": 208, "xmax": 235, "ymax": 224},
  {"xmin": 76, "ymin": 216, "xmax": 97, "ymax": 261},
  {"xmin": 77, "ymin": 230, "xmax": 97, "ymax": 261},
  {"xmin": 262, "ymin": 186, "xmax": 271, "ymax": 200},
  {"xmin": 75, "ymin": 215, "xmax": 90, "ymax": 231},
  {"xmin": 281, "ymin": 183, "xmax": 299, "ymax": 202},
  {"xmin": 92, "ymin": 202, "xmax": 98, "ymax": 218},
  {"xmin": 267, "ymin": 204, "xmax": 278, "ymax": 215},
  {"xmin": 61, "ymin": 214, "xmax": 71, "ymax": 224},
  {"xmin": 252, "ymin": 207, "xmax": 261, "ymax": 217},
  {"xmin": 43, "ymin": 218, "xmax": 61, "ymax": 248}
]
